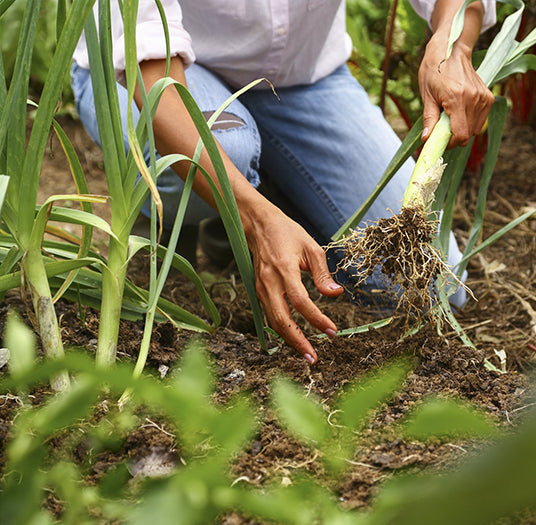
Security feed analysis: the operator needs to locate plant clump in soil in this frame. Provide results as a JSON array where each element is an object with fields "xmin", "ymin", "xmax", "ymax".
[{"xmin": 337, "ymin": 206, "xmax": 465, "ymax": 320}]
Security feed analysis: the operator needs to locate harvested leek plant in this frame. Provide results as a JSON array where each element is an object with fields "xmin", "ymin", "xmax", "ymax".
[
  {"xmin": 340, "ymin": 114, "xmax": 460, "ymax": 317},
  {"xmin": 334, "ymin": 0, "xmax": 536, "ymax": 321}
]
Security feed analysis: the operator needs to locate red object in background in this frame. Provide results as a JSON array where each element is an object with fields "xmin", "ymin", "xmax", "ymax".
[
  {"xmin": 503, "ymin": 10, "xmax": 536, "ymax": 129},
  {"xmin": 505, "ymin": 69, "xmax": 536, "ymax": 129},
  {"xmin": 469, "ymin": 10, "xmax": 536, "ymax": 176}
]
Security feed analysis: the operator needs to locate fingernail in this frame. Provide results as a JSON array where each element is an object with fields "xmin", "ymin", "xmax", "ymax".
[
  {"xmin": 325, "ymin": 328, "xmax": 337, "ymax": 338},
  {"xmin": 329, "ymin": 283, "xmax": 342, "ymax": 290},
  {"xmin": 421, "ymin": 127, "xmax": 428, "ymax": 140},
  {"xmin": 304, "ymin": 353, "xmax": 316, "ymax": 364}
]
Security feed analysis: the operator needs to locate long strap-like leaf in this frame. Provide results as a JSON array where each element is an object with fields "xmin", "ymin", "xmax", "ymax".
[
  {"xmin": 478, "ymin": 0, "xmax": 525, "ymax": 86},
  {"xmin": 455, "ymin": 97, "xmax": 508, "ymax": 278},
  {"xmin": 0, "ymin": 0, "xmax": 40, "ymax": 203},
  {"xmin": 0, "ymin": 0, "xmax": 16, "ymax": 17},
  {"xmin": 84, "ymin": 9, "xmax": 127, "ymax": 222},
  {"xmin": 17, "ymin": 0, "xmax": 96, "ymax": 244},
  {"xmin": 436, "ymin": 142, "xmax": 473, "ymax": 256},
  {"xmin": 98, "ymin": 0, "xmax": 128, "ymax": 181},
  {"xmin": 0, "ymin": 174, "xmax": 9, "ymax": 217}
]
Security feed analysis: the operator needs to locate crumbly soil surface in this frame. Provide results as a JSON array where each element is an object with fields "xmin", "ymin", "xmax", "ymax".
[{"xmin": 1, "ymin": 117, "xmax": 536, "ymax": 523}]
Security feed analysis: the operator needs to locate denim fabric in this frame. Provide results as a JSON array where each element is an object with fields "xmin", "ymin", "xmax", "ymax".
[
  {"xmin": 71, "ymin": 61, "xmax": 467, "ymax": 307},
  {"xmin": 71, "ymin": 62, "xmax": 260, "ymax": 227}
]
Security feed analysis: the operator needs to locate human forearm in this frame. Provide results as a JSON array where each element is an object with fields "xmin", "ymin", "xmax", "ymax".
[
  {"xmin": 135, "ymin": 58, "xmax": 253, "ymax": 211},
  {"xmin": 134, "ymin": 57, "xmax": 344, "ymax": 362},
  {"xmin": 135, "ymin": 59, "xmax": 285, "ymax": 242},
  {"xmin": 430, "ymin": 0, "xmax": 484, "ymax": 50}
]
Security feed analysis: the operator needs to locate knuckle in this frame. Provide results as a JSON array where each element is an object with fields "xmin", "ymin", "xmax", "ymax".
[
  {"xmin": 310, "ymin": 244, "xmax": 326, "ymax": 260},
  {"xmin": 315, "ymin": 272, "xmax": 331, "ymax": 287},
  {"xmin": 458, "ymin": 134, "xmax": 471, "ymax": 147},
  {"xmin": 448, "ymin": 84, "xmax": 464, "ymax": 100},
  {"xmin": 256, "ymin": 265, "xmax": 274, "ymax": 283}
]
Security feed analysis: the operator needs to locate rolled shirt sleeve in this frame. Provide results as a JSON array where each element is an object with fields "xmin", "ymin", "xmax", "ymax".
[
  {"xmin": 408, "ymin": 0, "xmax": 496, "ymax": 32},
  {"xmin": 72, "ymin": 0, "xmax": 195, "ymax": 82}
]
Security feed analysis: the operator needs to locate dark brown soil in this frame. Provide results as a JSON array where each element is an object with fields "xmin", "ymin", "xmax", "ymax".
[{"xmin": 2, "ymin": 117, "xmax": 536, "ymax": 523}]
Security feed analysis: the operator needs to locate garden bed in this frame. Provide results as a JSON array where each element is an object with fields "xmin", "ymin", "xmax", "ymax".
[{"xmin": 1, "ymin": 117, "xmax": 536, "ymax": 523}]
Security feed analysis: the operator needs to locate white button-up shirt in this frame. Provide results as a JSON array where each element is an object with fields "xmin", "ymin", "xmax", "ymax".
[{"xmin": 73, "ymin": 0, "xmax": 496, "ymax": 88}]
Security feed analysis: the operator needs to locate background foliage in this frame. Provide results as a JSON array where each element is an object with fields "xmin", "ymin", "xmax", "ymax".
[{"xmin": 0, "ymin": 0, "xmax": 74, "ymax": 107}]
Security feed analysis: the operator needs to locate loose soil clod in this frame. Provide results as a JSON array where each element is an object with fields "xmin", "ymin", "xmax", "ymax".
[{"xmin": 337, "ymin": 206, "xmax": 465, "ymax": 321}]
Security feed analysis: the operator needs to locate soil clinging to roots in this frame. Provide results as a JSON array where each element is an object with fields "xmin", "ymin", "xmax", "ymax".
[{"xmin": 338, "ymin": 206, "xmax": 463, "ymax": 320}]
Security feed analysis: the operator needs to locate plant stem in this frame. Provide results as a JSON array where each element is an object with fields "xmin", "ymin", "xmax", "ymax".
[
  {"xmin": 96, "ymin": 235, "xmax": 128, "ymax": 367},
  {"xmin": 23, "ymin": 246, "xmax": 70, "ymax": 390},
  {"xmin": 402, "ymin": 112, "xmax": 452, "ymax": 210},
  {"xmin": 380, "ymin": 0, "xmax": 399, "ymax": 113}
]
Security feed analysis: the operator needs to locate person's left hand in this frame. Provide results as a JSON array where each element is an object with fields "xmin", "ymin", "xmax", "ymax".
[{"xmin": 419, "ymin": 38, "xmax": 495, "ymax": 149}]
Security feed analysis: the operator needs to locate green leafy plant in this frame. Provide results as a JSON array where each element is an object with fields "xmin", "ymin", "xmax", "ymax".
[
  {"xmin": 0, "ymin": 313, "xmax": 258, "ymax": 524},
  {"xmin": 502, "ymin": 2, "xmax": 536, "ymax": 128},
  {"xmin": 0, "ymin": 0, "xmax": 74, "ymax": 105},
  {"xmin": 0, "ymin": 0, "xmax": 98, "ymax": 390},
  {"xmin": 0, "ymin": 0, "xmax": 269, "ymax": 389},
  {"xmin": 83, "ymin": 0, "xmax": 267, "ymax": 378}
]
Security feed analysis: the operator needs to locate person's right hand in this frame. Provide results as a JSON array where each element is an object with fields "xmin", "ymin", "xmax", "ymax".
[
  {"xmin": 241, "ymin": 201, "xmax": 344, "ymax": 364},
  {"xmin": 136, "ymin": 58, "xmax": 343, "ymax": 363}
]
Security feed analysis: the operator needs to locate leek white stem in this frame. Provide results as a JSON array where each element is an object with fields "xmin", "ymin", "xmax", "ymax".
[
  {"xmin": 24, "ymin": 247, "xmax": 70, "ymax": 391},
  {"xmin": 403, "ymin": 112, "xmax": 452, "ymax": 210}
]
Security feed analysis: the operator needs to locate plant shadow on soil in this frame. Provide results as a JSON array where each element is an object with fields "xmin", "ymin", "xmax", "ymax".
[{"xmin": 1, "ymin": 117, "xmax": 536, "ymax": 523}]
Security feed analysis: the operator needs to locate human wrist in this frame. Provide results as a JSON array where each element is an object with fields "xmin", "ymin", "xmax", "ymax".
[
  {"xmin": 425, "ymin": 31, "xmax": 449, "ymax": 61},
  {"xmin": 234, "ymin": 187, "xmax": 273, "ymax": 240},
  {"xmin": 425, "ymin": 22, "xmax": 477, "ymax": 66}
]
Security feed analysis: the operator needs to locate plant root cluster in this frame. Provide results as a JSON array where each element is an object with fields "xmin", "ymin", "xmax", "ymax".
[{"xmin": 337, "ymin": 207, "xmax": 462, "ymax": 322}]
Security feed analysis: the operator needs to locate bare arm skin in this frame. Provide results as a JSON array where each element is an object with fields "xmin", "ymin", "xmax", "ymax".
[
  {"xmin": 419, "ymin": 0, "xmax": 495, "ymax": 148},
  {"xmin": 134, "ymin": 57, "xmax": 344, "ymax": 364}
]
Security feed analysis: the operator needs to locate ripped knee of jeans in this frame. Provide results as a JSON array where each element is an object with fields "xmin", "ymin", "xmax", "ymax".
[{"xmin": 202, "ymin": 110, "xmax": 246, "ymax": 131}]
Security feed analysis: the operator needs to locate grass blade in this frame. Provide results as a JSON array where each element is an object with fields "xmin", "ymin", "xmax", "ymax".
[
  {"xmin": 0, "ymin": 174, "xmax": 9, "ymax": 215},
  {"xmin": 56, "ymin": 0, "xmax": 68, "ymax": 43},
  {"xmin": 3, "ymin": 0, "xmax": 40, "ymax": 222},
  {"xmin": 52, "ymin": 120, "xmax": 95, "ymax": 300},
  {"xmin": 83, "ymin": 9, "xmax": 126, "ymax": 218},
  {"xmin": 436, "ymin": 143, "xmax": 473, "ymax": 256},
  {"xmin": 477, "ymin": 0, "xmax": 524, "ymax": 86},
  {"xmin": 0, "ymin": 0, "xmax": 16, "ymax": 17},
  {"xmin": 458, "ymin": 208, "xmax": 536, "ymax": 267},
  {"xmin": 493, "ymin": 54, "xmax": 536, "ymax": 83},
  {"xmin": 316, "ymin": 316, "xmax": 393, "ymax": 338}
]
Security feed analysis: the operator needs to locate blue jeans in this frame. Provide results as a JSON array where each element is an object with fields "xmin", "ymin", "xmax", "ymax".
[{"xmin": 71, "ymin": 62, "xmax": 467, "ymax": 307}]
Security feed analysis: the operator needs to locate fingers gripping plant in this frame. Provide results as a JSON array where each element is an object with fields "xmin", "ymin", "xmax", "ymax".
[{"xmin": 334, "ymin": 0, "xmax": 536, "ymax": 323}]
